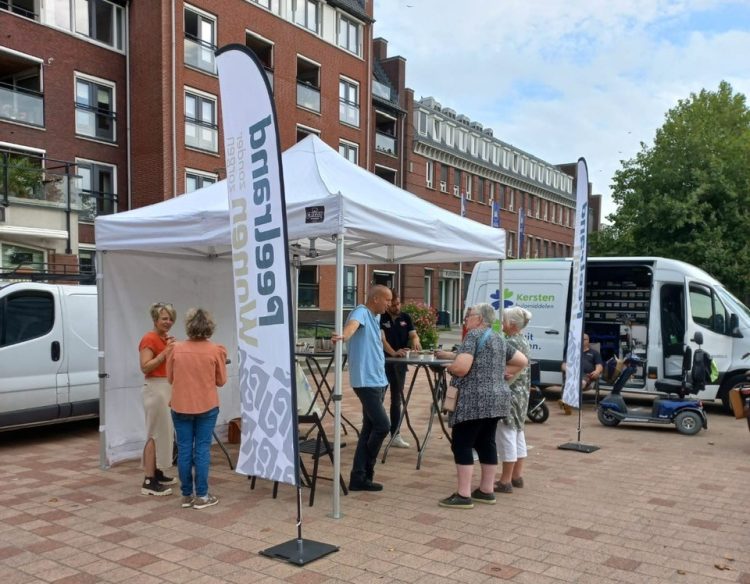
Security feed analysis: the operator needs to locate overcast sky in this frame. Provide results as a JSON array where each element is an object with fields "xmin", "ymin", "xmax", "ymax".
[{"xmin": 373, "ymin": 0, "xmax": 750, "ymax": 220}]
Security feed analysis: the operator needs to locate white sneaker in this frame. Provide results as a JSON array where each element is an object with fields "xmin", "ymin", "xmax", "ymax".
[
  {"xmin": 391, "ymin": 434, "xmax": 410, "ymax": 449},
  {"xmin": 472, "ymin": 449, "xmax": 479, "ymax": 462}
]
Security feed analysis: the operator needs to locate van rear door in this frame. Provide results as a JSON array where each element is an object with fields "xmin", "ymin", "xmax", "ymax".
[
  {"xmin": 62, "ymin": 289, "xmax": 99, "ymax": 410},
  {"xmin": 0, "ymin": 287, "xmax": 64, "ymax": 426},
  {"xmin": 504, "ymin": 261, "xmax": 571, "ymax": 384}
]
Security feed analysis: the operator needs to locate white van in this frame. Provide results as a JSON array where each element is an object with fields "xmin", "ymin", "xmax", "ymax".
[
  {"xmin": 466, "ymin": 257, "xmax": 750, "ymax": 411},
  {"xmin": 0, "ymin": 283, "xmax": 98, "ymax": 430}
]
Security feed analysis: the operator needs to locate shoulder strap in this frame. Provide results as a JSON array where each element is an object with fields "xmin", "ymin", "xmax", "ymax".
[{"xmin": 475, "ymin": 328, "xmax": 494, "ymax": 355}]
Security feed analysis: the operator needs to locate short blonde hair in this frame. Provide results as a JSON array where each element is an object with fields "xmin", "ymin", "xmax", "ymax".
[
  {"xmin": 184, "ymin": 308, "xmax": 216, "ymax": 339},
  {"xmin": 150, "ymin": 302, "xmax": 176, "ymax": 323}
]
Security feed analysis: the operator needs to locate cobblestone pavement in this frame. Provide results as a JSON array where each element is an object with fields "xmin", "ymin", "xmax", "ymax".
[{"xmin": 2, "ymin": 363, "xmax": 750, "ymax": 583}]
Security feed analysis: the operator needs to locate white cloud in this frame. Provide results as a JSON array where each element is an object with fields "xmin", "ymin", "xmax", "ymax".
[{"xmin": 374, "ymin": 0, "xmax": 750, "ymax": 219}]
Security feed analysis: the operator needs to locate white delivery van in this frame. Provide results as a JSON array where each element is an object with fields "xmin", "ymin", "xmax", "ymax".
[
  {"xmin": 465, "ymin": 257, "xmax": 750, "ymax": 411},
  {"xmin": 0, "ymin": 282, "xmax": 98, "ymax": 430}
]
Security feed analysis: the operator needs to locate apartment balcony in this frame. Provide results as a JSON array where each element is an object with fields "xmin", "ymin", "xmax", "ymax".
[
  {"xmin": 185, "ymin": 118, "xmax": 218, "ymax": 152},
  {"xmin": 1, "ymin": 154, "xmax": 79, "ymax": 210},
  {"xmin": 80, "ymin": 190, "xmax": 116, "ymax": 222},
  {"xmin": 375, "ymin": 132, "xmax": 397, "ymax": 156},
  {"xmin": 0, "ymin": 83, "xmax": 43, "ymax": 127},
  {"xmin": 184, "ymin": 35, "xmax": 217, "ymax": 74},
  {"xmin": 296, "ymin": 82, "xmax": 320, "ymax": 113},
  {"xmin": 372, "ymin": 79, "xmax": 392, "ymax": 101}
]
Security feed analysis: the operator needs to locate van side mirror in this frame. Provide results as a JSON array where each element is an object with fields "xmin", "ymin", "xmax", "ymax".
[{"xmin": 730, "ymin": 313, "xmax": 742, "ymax": 337}]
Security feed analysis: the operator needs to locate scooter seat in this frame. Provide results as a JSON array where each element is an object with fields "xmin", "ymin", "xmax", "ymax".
[{"xmin": 654, "ymin": 379, "xmax": 681, "ymax": 392}]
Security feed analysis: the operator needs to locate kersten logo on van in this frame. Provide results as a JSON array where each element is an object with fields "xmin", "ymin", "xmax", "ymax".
[{"xmin": 491, "ymin": 288, "xmax": 556, "ymax": 311}]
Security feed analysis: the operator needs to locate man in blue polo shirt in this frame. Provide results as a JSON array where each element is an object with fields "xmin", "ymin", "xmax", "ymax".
[
  {"xmin": 381, "ymin": 293, "xmax": 421, "ymax": 448},
  {"xmin": 332, "ymin": 285, "xmax": 392, "ymax": 492}
]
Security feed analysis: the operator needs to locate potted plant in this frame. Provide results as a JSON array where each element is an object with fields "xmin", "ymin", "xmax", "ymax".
[{"xmin": 401, "ymin": 301, "xmax": 439, "ymax": 349}]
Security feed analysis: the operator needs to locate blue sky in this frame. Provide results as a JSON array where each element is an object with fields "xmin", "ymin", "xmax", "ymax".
[{"xmin": 373, "ymin": 0, "xmax": 750, "ymax": 220}]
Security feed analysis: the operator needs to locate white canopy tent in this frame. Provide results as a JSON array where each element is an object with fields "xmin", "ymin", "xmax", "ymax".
[{"xmin": 95, "ymin": 136, "xmax": 505, "ymax": 512}]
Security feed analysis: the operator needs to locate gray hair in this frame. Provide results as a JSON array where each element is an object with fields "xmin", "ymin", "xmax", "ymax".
[
  {"xmin": 504, "ymin": 306, "xmax": 532, "ymax": 331},
  {"xmin": 472, "ymin": 302, "xmax": 497, "ymax": 326}
]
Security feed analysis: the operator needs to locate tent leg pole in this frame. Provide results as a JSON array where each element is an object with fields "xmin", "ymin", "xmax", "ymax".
[
  {"xmin": 331, "ymin": 234, "xmax": 345, "ymax": 519},
  {"xmin": 96, "ymin": 252, "xmax": 108, "ymax": 470}
]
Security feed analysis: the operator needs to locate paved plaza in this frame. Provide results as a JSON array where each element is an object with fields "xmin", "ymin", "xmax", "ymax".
[{"xmin": 2, "ymin": 361, "xmax": 750, "ymax": 583}]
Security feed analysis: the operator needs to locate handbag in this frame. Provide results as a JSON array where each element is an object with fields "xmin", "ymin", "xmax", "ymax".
[{"xmin": 442, "ymin": 328, "xmax": 494, "ymax": 413}]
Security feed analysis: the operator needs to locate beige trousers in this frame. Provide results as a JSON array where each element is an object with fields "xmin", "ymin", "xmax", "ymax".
[{"xmin": 142, "ymin": 377, "xmax": 174, "ymax": 471}]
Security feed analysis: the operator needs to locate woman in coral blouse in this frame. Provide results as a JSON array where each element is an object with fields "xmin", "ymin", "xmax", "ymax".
[
  {"xmin": 138, "ymin": 302, "xmax": 177, "ymax": 496},
  {"xmin": 167, "ymin": 308, "xmax": 227, "ymax": 510}
]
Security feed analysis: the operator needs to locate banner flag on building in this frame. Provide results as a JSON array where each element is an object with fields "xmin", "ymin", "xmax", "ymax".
[
  {"xmin": 517, "ymin": 206, "xmax": 525, "ymax": 258},
  {"xmin": 460, "ymin": 191, "xmax": 467, "ymax": 217},
  {"xmin": 216, "ymin": 45, "xmax": 299, "ymax": 487},
  {"xmin": 562, "ymin": 158, "xmax": 590, "ymax": 409},
  {"xmin": 491, "ymin": 200, "xmax": 501, "ymax": 228}
]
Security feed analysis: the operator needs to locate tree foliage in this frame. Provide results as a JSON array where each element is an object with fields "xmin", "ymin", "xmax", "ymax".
[{"xmin": 590, "ymin": 81, "xmax": 750, "ymax": 300}]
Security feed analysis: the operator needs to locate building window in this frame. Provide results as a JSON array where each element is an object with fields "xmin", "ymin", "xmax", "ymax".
[
  {"xmin": 296, "ymin": 56, "xmax": 320, "ymax": 113},
  {"xmin": 298, "ymin": 266, "xmax": 319, "ymax": 308},
  {"xmin": 249, "ymin": 0, "xmax": 271, "ymax": 8},
  {"xmin": 78, "ymin": 159, "xmax": 116, "ymax": 221},
  {"xmin": 246, "ymin": 31, "xmax": 274, "ymax": 88},
  {"xmin": 184, "ymin": 6, "xmax": 217, "ymax": 74},
  {"xmin": 425, "ymin": 161, "xmax": 434, "ymax": 189},
  {"xmin": 454, "ymin": 169, "xmax": 462, "ymax": 197},
  {"xmin": 338, "ymin": 14, "xmax": 360, "ymax": 55},
  {"xmin": 416, "ymin": 110, "xmax": 428, "ymax": 135},
  {"xmin": 465, "ymin": 173, "xmax": 472, "ymax": 200},
  {"xmin": 185, "ymin": 90, "xmax": 217, "ymax": 152},
  {"xmin": 439, "ymin": 164, "xmax": 448, "ymax": 192},
  {"xmin": 293, "ymin": 0, "xmax": 318, "ymax": 33},
  {"xmin": 457, "ymin": 129, "xmax": 467, "ymax": 152},
  {"xmin": 343, "ymin": 265, "xmax": 356, "ymax": 307},
  {"xmin": 375, "ymin": 110, "xmax": 396, "ymax": 155},
  {"xmin": 339, "ymin": 77, "xmax": 359, "ymax": 127},
  {"xmin": 75, "ymin": 75, "xmax": 115, "ymax": 142},
  {"xmin": 507, "ymin": 232, "xmax": 515, "ymax": 258},
  {"xmin": 185, "ymin": 169, "xmax": 217, "ymax": 192},
  {"xmin": 445, "ymin": 124, "xmax": 455, "ymax": 147},
  {"xmin": 338, "ymin": 140, "xmax": 358, "ymax": 164},
  {"xmin": 296, "ymin": 124, "xmax": 319, "ymax": 142},
  {"xmin": 1, "ymin": 242, "xmax": 44, "ymax": 271},
  {"xmin": 508, "ymin": 188, "xmax": 514, "ymax": 212},
  {"xmin": 74, "ymin": 0, "xmax": 125, "ymax": 50},
  {"xmin": 477, "ymin": 177, "xmax": 485, "ymax": 204}
]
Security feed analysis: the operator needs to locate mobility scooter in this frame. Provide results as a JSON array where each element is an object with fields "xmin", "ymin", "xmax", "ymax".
[{"xmin": 597, "ymin": 333, "xmax": 708, "ymax": 435}]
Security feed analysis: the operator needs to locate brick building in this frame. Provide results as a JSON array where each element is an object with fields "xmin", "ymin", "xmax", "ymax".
[{"xmin": 0, "ymin": 0, "xmax": 597, "ymax": 323}]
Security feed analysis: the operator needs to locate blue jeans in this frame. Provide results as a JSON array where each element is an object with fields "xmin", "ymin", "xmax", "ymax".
[
  {"xmin": 171, "ymin": 407, "xmax": 219, "ymax": 497},
  {"xmin": 351, "ymin": 387, "xmax": 389, "ymax": 484}
]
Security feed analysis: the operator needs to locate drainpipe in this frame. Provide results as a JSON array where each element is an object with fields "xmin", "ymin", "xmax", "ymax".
[
  {"xmin": 126, "ymin": 3, "xmax": 132, "ymax": 210},
  {"xmin": 171, "ymin": 0, "xmax": 177, "ymax": 197}
]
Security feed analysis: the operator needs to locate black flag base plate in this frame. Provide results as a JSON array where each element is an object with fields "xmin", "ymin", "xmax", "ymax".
[
  {"xmin": 260, "ymin": 538, "xmax": 339, "ymax": 566},
  {"xmin": 558, "ymin": 442, "xmax": 600, "ymax": 453}
]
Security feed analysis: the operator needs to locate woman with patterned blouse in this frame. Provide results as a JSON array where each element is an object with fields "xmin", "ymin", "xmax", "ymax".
[
  {"xmin": 434, "ymin": 303, "xmax": 527, "ymax": 509},
  {"xmin": 495, "ymin": 306, "xmax": 533, "ymax": 493}
]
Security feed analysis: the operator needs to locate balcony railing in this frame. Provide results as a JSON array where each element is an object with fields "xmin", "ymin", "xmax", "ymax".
[
  {"xmin": 298, "ymin": 283, "xmax": 320, "ymax": 308},
  {"xmin": 185, "ymin": 118, "xmax": 218, "ymax": 152},
  {"xmin": 375, "ymin": 132, "xmax": 397, "ymax": 156},
  {"xmin": 0, "ymin": 83, "xmax": 44, "ymax": 127},
  {"xmin": 184, "ymin": 35, "xmax": 217, "ymax": 74},
  {"xmin": 296, "ymin": 82, "xmax": 320, "ymax": 112},
  {"xmin": 1, "ymin": 158, "xmax": 79, "ymax": 209},
  {"xmin": 80, "ymin": 190, "xmax": 117, "ymax": 222},
  {"xmin": 339, "ymin": 99, "xmax": 359, "ymax": 127},
  {"xmin": 372, "ymin": 79, "xmax": 392, "ymax": 101}
]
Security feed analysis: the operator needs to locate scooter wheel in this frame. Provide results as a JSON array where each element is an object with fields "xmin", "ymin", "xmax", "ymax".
[
  {"xmin": 527, "ymin": 403, "xmax": 549, "ymax": 424},
  {"xmin": 597, "ymin": 408, "xmax": 620, "ymax": 427},
  {"xmin": 674, "ymin": 411, "xmax": 703, "ymax": 435}
]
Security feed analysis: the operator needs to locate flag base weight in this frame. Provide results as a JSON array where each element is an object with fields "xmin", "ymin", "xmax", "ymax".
[
  {"xmin": 558, "ymin": 442, "xmax": 600, "ymax": 453},
  {"xmin": 260, "ymin": 538, "xmax": 339, "ymax": 566}
]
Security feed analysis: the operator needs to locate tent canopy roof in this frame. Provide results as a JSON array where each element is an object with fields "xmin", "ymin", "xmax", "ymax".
[{"xmin": 96, "ymin": 135, "xmax": 505, "ymax": 264}]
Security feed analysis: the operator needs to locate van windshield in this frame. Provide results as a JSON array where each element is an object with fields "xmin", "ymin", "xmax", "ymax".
[{"xmin": 716, "ymin": 286, "xmax": 750, "ymax": 319}]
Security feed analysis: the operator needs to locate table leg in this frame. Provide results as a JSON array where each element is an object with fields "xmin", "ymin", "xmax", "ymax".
[
  {"xmin": 305, "ymin": 355, "xmax": 359, "ymax": 438},
  {"xmin": 213, "ymin": 430, "xmax": 234, "ymax": 470},
  {"xmin": 381, "ymin": 365, "xmax": 421, "ymax": 463}
]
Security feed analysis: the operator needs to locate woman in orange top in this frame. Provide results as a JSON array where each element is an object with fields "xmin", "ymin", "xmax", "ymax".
[
  {"xmin": 167, "ymin": 308, "xmax": 227, "ymax": 510},
  {"xmin": 138, "ymin": 302, "xmax": 177, "ymax": 496}
]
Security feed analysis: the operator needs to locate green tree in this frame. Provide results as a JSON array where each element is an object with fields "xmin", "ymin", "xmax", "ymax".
[{"xmin": 591, "ymin": 81, "xmax": 750, "ymax": 300}]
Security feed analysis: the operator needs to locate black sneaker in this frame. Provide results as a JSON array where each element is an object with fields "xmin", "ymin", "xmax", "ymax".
[
  {"xmin": 141, "ymin": 477, "xmax": 173, "ymax": 496},
  {"xmin": 154, "ymin": 469, "xmax": 177, "ymax": 485},
  {"xmin": 438, "ymin": 493, "xmax": 474, "ymax": 509},
  {"xmin": 470, "ymin": 488, "xmax": 496, "ymax": 505},
  {"xmin": 348, "ymin": 479, "xmax": 383, "ymax": 492}
]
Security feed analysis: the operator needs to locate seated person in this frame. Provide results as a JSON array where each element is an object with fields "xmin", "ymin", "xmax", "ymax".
[{"xmin": 561, "ymin": 333, "xmax": 604, "ymax": 389}]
